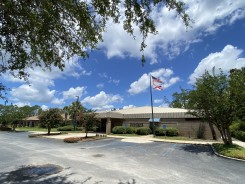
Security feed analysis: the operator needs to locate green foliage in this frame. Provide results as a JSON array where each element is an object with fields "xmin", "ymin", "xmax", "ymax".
[
  {"xmin": 229, "ymin": 68, "xmax": 245, "ymax": 121},
  {"xmin": 155, "ymin": 128, "xmax": 166, "ymax": 136},
  {"xmin": 230, "ymin": 121, "xmax": 245, "ymax": 134},
  {"xmin": 0, "ymin": 104, "xmax": 41, "ymax": 130},
  {"xmin": 155, "ymin": 127, "xmax": 180, "ymax": 137},
  {"xmin": 126, "ymin": 127, "xmax": 138, "ymax": 134},
  {"xmin": 39, "ymin": 108, "xmax": 63, "ymax": 135},
  {"xmin": 136, "ymin": 127, "xmax": 151, "ymax": 135},
  {"xmin": 112, "ymin": 126, "xmax": 127, "ymax": 134},
  {"xmin": 0, "ymin": 0, "xmax": 190, "ymax": 84},
  {"xmin": 166, "ymin": 127, "xmax": 179, "ymax": 136},
  {"xmin": 79, "ymin": 112, "xmax": 100, "ymax": 137},
  {"xmin": 169, "ymin": 88, "xmax": 191, "ymax": 108},
  {"xmin": 57, "ymin": 125, "xmax": 73, "ymax": 131},
  {"xmin": 233, "ymin": 131, "xmax": 245, "ymax": 142},
  {"xmin": 187, "ymin": 69, "xmax": 234, "ymax": 144},
  {"xmin": 196, "ymin": 123, "xmax": 206, "ymax": 139}
]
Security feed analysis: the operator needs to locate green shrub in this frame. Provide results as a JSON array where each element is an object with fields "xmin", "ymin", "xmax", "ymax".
[
  {"xmin": 136, "ymin": 127, "xmax": 151, "ymax": 135},
  {"xmin": 126, "ymin": 127, "xmax": 137, "ymax": 134},
  {"xmin": 112, "ymin": 126, "xmax": 127, "ymax": 134},
  {"xmin": 230, "ymin": 121, "xmax": 245, "ymax": 134},
  {"xmin": 234, "ymin": 131, "xmax": 245, "ymax": 142},
  {"xmin": 166, "ymin": 127, "xmax": 179, "ymax": 136},
  {"xmin": 64, "ymin": 137, "xmax": 81, "ymax": 143},
  {"xmin": 155, "ymin": 128, "xmax": 167, "ymax": 136},
  {"xmin": 76, "ymin": 127, "xmax": 83, "ymax": 131}
]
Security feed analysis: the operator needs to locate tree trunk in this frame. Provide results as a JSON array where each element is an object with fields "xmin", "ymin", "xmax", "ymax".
[
  {"xmin": 48, "ymin": 127, "xmax": 51, "ymax": 135},
  {"xmin": 226, "ymin": 128, "xmax": 233, "ymax": 145},
  {"xmin": 220, "ymin": 126, "xmax": 233, "ymax": 145},
  {"xmin": 208, "ymin": 122, "xmax": 217, "ymax": 140}
]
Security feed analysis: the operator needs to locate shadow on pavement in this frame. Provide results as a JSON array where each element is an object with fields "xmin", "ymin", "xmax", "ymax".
[{"xmin": 177, "ymin": 144, "xmax": 214, "ymax": 156}]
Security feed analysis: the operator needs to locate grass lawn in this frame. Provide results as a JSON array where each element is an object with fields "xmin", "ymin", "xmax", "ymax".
[
  {"xmin": 154, "ymin": 136, "xmax": 214, "ymax": 141},
  {"xmin": 212, "ymin": 143, "xmax": 245, "ymax": 160},
  {"xmin": 16, "ymin": 127, "xmax": 56, "ymax": 132},
  {"xmin": 16, "ymin": 127, "xmax": 84, "ymax": 133}
]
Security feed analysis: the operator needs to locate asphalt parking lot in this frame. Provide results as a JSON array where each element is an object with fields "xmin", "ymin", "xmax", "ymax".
[{"xmin": 0, "ymin": 132, "xmax": 244, "ymax": 184}]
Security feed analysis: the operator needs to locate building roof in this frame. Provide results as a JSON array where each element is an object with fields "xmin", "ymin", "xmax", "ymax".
[
  {"xmin": 23, "ymin": 116, "xmax": 39, "ymax": 121},
  {"xmin": 115, "ymin": 106, "xmax": 188, "ymax": 114},
  {"xmin": 97, "ymin": 106, "xmax": 196, "ymax": 119},
  {"xmin": 23, "ymin": 114, "xmax": 71, "ymax": 121}
]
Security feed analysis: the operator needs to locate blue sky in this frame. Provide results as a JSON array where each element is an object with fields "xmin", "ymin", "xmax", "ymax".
[{"xmin": 1, "ymin": 0, "xmax": 245, "ymax": 111}]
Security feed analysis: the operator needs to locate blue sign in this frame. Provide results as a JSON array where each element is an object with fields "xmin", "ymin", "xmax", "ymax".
[{"xmin": 162, "ymin": 124, "xmax": 167, "ymax": 129}]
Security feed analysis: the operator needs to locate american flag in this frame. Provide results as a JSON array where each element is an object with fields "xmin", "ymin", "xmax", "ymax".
[
  {"xmin": 151, "ymin": 75, "xmax": 163, "ymax": 90},
  {"xmin": 152, "ymin": 76, "xmax": 163, "ymax": 83}
]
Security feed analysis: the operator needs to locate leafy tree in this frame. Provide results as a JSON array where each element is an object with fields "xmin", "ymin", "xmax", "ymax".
[
  {"xmin": 64, "ymin": 100, "xmax": 86, "ymax": 130},
  {"xmin": 188, "ymin": 70, "xmax": 235, "ymax": 145},
  {"xmin": 78, "ymin": 111, "xmax": 100, "ymax": 138},
  {"xmin": 229, "ymin": 68, "xmax": 245, "ymax": 121},
  {"xmin": 0, "ymin": 104, "xmax": 34, "ymax": 130},
  {"xmin": 169, "ymin": 88, "xmax": 190, "ymax": 108},
  {"xmin": 39, "ymin": 108, "xmax": 63, "ymax": 135},
  {"xmin": 0, "ymin": 0, "xmax": 190, "ymax": 83}
]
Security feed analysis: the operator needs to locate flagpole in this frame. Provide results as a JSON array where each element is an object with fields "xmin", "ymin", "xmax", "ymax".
[{"xmin": 150, "ymin": 74, "xmax": 155, "ymax": 137}]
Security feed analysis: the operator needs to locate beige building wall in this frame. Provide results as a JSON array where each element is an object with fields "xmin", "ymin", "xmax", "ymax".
[{"xmin": 122, "ymin": 118, "xmax": 219, "ymax": 139}]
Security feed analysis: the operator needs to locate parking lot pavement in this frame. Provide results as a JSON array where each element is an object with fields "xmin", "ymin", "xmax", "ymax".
[{"xmin": 0, "ymin": 131, "xmax": 245, "ymax": 184}]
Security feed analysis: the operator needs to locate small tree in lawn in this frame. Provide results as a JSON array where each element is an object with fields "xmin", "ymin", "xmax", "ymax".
[
  {"xmin": 78, "ymin": 111, "xmax": 100, "ymax": 138},
  {"xmin": 39, "ymin": 108, "xmax": 63, "ymax": 135}
]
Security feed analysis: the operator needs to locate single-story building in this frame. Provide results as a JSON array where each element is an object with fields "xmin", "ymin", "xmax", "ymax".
[{"xmin": 97, "ymin": 106, "xmax": 218, "ymax": 139}]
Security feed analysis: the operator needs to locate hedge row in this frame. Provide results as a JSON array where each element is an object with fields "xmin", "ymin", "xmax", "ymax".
[
  {"xmin": 57, "ymin": 125, "xmax": 83, "ymax": 131},
  {"xmin": 112, "ymin": 126, "xmax": 151, "ymax": 135},
  {"xmin": 155, "ymin": 127, "xmax": 179, "ymax": 136}
]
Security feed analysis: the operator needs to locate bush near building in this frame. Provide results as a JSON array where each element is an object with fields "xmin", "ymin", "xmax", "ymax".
[
  {"xmin": 126, "ymin": 127, "xmax": 137, "ymax": 134},
  {"xmin": 136, "ymin": 127, "xmax": 151, "ymax": 135},
  {"xmin": 230, "ymin": 121, "xmax": 245, "ymax": 141},
  {"xmin": 112, "ymin": 126, "xmax": 151, "ymax": 135},
  {"xmin": 155, "ymin": 127, "xmax": 179, "ymax": 136},
  {"xmin": 112, "ymin": 126, "xmax": 127, "ymax": 134}
]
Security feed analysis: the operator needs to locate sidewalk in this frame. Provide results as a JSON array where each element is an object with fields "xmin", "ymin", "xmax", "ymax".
[
  {"xmin": 108, "ymin": 135, "xmax": 245, "ymax": 147},
  {"xmin": 29, "ymin": 131, "xmax": 245, "ymax": 148},
  {"xmin": 232, "ymin": 138, "xmax": 245, "ymax": 148}
]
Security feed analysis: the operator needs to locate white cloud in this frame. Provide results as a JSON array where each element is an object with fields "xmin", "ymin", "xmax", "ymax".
[
  {"xmin": 98, "ymin": 73, "xmax": 108, "ymax": 79},
  {"xmin": 99, "ymin": 0, "xmax": 245, "ymax": 63},
  {"xmin": 109, "ymin": 78, "xmax": 120, "ymax": 86},
  {"xmin": 123, "ymin": 105, "xmax": 136, "ymax": 109},
  {"xmin": 41, "ymin": 105, "xmax": 49, "ymax": 111},
  {"xmin": 82, "ymin": 91, "xmax": 123, "ymax": 111},
  {"xmin": 128, "ymin": 68, "xmax": 180, "ymax": 95},
  {"xmin": 5, "ymin": 58, "xmax": 91, "ymax": 105},
  {"xmin": 154, "ymin": 99, "xmax": 163, "ymax": 104},
  {"xmin": 62, "ymin": 86, "xmax": 87, "ymax": 100},
  {"xmin": 96, "ymin": 83, "xmax": 104, "ymax": 89},
  {"xmin": 51, "ymin": 98, "xmax": 65, "ymax": 106},
  {"xmin": 11, "ymin": 84, "xmax": 55, "ymax": 103},
  {"xmin": 189, "ymin": 45, "xmax": 245, "ymax": 84},
  {"xmin": 14, "ymin": 102, "xmax": 31, "ymax": 107}
]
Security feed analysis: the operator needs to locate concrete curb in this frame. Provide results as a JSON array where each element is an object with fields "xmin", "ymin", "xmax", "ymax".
[{"xmin": 209, "ymin": 144, "xmax": 245, "ymax": 162}]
